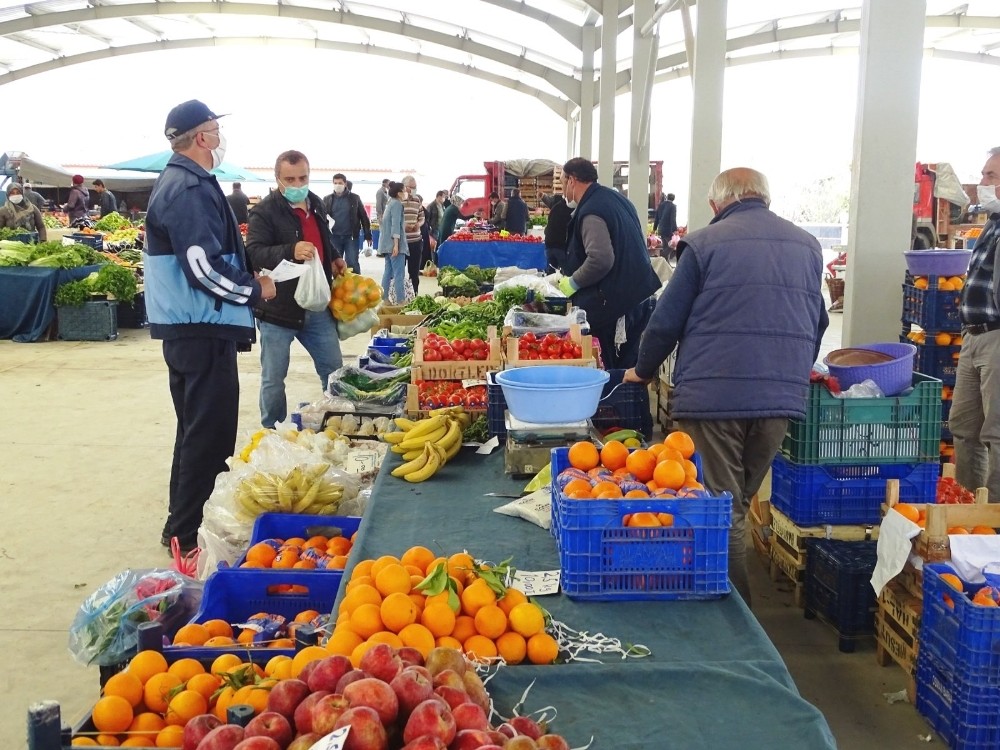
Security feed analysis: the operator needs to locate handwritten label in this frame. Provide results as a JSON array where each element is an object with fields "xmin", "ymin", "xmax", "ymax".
[
  {"xmin": 511, "ymin": 569, "xmax": 561, "ymax": 596},
  {"xmin": 308, "ymin": 726, "xmax": 350, "ymax": 750},
  {"xmin": 343, "ymin": 450, "xmax": 381, "ymax": 474}
]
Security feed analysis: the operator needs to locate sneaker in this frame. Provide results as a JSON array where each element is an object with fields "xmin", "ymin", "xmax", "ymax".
[{"xmin": 160, "ymin": 533, "xmax": 171, "ymax": 547}]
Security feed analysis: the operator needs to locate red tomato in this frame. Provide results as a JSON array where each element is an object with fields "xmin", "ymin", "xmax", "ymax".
[
  {"xmin": 439, "ymin": 345, "xmax": 455, "ymax": 360},
  {"xmin": 452, "ymin": 339, "xmax": 467, "ymax": 354},
  {"xmin": 424, "ymin": 348, "xmax": 441, "ymax": 361},
  {"xmin": 562, "ymin": 340, "xmax": 576, "ymax": 353},
  {"xmin": 572, "ymin": 345, "xmax": 582, "ymax": 358},
  {"xmin": 471, "ymin": 338, "xmax": 486, "ymax": 350},
  {"xmin": 521, "ymin": 332, "xmax": 537, "ymax": 344}
]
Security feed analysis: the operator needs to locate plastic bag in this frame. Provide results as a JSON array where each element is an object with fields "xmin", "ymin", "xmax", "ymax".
[
  {"xmin": 495, "ymin": 273, "xmax": 562, "ymax": 298},
  {"xmin": 504, "ymin": 306, "xmax": 590, "ymax": 336},
  {"xmin": 388, "ymin": 275, "xmax": 415, "ymax": 305},
  {"xmin": 837, "ymin": 379, "xmax": 885, "ymax": 399},
  {"xmin": 328, "ymin": 365, "xmax": 410, "ymax": 406},
  {"xmin": 294, "ymin": 251, "xmax": 332, "ymax": 312},
  {"xmin": 68, "ymin": 569, "xmax": 203, "ymax": 666},
  {"xmin": 330, "ymin": 270, "xmax": 382, "ymax": 321},
  {"xmin": 337, "ymin": 308, "xmax": 379, "ymax": 340}
]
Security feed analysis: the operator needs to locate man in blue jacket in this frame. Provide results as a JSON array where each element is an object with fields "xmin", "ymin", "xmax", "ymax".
[
  {"xmin": 624, "ymin": 167, "xmax": 828, "ymax": 606},
  {"xmin": 144, "ymin": 99, "xmax": 276, "ymax": 554}
]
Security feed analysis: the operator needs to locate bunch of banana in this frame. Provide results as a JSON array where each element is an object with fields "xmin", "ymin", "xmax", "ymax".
[
  {"xmin": 234, "ymin": 462, "xmax": 345, "ymax": 519},
  {"xmin": 385, "ymin": 407, "xmax": 471, "ymax": 482}
]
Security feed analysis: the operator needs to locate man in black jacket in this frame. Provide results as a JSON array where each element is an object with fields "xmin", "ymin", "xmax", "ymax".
[
  {"xmin": 227, "ymin": 182, "xmax": 250, "ymax": 224},
  {"xmin": 322, "ymin": 173, "xmax": 372, "ymax": 274},
  {"xmin": 541, "ymin": 193, "xmax": 571, "ymax": 271},
  {"xmin": 93, "ymin": 179, "xmax": 117, "ymax": 217},
  {"xmin": 655, "ymin": 192, "xmax": 678, "ymax": 242},
  {"xmin": 246, "ymin": 150, "xmax": 347, "ymax": 428}
]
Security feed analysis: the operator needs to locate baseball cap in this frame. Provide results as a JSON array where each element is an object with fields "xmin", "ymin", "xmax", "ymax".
[{"xmin": 164, "ymin": 100, "xmax": 227, "ymax": 140}]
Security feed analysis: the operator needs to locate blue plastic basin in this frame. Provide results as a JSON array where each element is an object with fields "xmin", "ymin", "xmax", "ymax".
[{"xmin": 495, "ymin": 366, "xmax": 610, "ymax": 423}]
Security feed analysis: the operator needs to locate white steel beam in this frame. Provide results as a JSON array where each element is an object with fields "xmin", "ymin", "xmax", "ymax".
[
  {"xmin": 598, "ymin": 0, "xmax": 617, "ymax": 184},
  {"xmin": 629, "ymin": 0, "xmax": 656, "ymax": 221}
]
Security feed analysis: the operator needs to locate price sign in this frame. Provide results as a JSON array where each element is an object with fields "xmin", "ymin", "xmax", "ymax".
[
  {"xmin": 307, "ymin": 726, "xmax": 350, "ymax": 750},
  {"xmin": 510, "ymin": 569, "xmax": 561, "ymax": 596},
  {"xmin": 345, "ymin": 450, "xmax": 381, "ymax": 474},
  {"xmin": 462, "ymin": 378, "xmax": 488, "ymax": 388}
]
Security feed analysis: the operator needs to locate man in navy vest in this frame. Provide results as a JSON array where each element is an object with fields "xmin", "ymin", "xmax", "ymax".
[
  {"xmin": 624, "ymin": 167, "xmax": 828, "ymax": 606},
  {"xmin": 557, "ymin": 158, "xmax": 660, "ymax": 369}
]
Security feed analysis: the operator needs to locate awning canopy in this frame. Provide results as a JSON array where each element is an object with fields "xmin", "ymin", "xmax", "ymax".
[{"xmin": 103, "ymin": 151, "xmax": 265, "ymax": 183}]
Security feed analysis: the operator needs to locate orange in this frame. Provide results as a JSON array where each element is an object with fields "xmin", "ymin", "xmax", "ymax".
[
  {"xmin": 568, "ymin": 441, "xmax": 600, "ymax": 471},
  {"xmin": 284, "ymin": 536, "xmax": 306, "ymax": 548},
  {"xmin": 326, "ymin": 627, "xmax": 364, "ymax": 656},
  {"xmin": 213, "ymin": 686, "xmax": 235, "ymax": 721},
  {"xmin": 210, "ymin": 653, "xmax": 243, "ymax": 675},
  {"xmin": 497, "ymin": 587, "xmax": 528, "ymax": 615},
  {"xmin": 562, "ymin": 478, "xmax": 593, "ymax": 497},
  {"xmin": 327, "ymin": 555, "xmax": 349, "ymax": 570},
  {"xmin": 127, "ymin": 650, "xmax": 169, "ymax": 685},
  {"xmin": 92, "ymin": 695, "xmax": 134, "ymax": 734},
  {"xmin": 129, "ymin": 715, "xmax": 166, "ymax": 744},
  {"xmin": 421, "ymin": 601, "xmax": 458, "ymax": 637},
  {"xmin": 155, "ymin": 724, "xmax": 185, "ymax": 748},
  {"xmin": 294, "ymin": 609, "xmax": 321, "ymax": 624},
  {"xmin": 401, "ymin": 544, "xmax": 436, "ymax": 573},
  {"xmin": 290, "ymin": 645, "xmax": 331, "ymax": 678},
  {"xmin": 624, "ymin": 489, "xmax": 650, "ymax": 498},
  {"xmin": 460, "ymin": 578, "xmax": 497, "ymax": 617},
  {"xmin": 426, "ymin": 590, "xmax": 461, "ymax": 614},
  {"xmin": 166, "ymin": 658, "xmax": 205, "ymax": 682},
  {"xmin": 143, "ymin": 672, "xmax": 182, "ymax": 713},
  {"xmin": 452, "ymin": 615, "xmax": 478, "ymax": 644},
  {"xmin": 233, "ymin": 681, "xmax": 273, "ymax": 715},
  {"xmin": 447, "ymin": 552, "xmax": 476, "ymax": 583},
  {"xmin": 664, "ymin": 431, "xmax": 696, "ymax": 459},
  {"xmin": 203, "ymin": 635, "xmax": 236, "ymax": 647},
  {"xmin": 436, "ymin": 635, "xmax": 463, "ymax": 650},
  {"xmin": 350, "ymin": 603, "xmax": 385, "ymax": 638},
  {"xmin": 367, "ymin": 631, "xmax": 404, "ymax": 649},
  {"xmin": 237, "ymin": 628, "xmax": 256, "ymax": 646},
  {"xmin": 948, "ymin": 276, "xmax": 965, "ymax": 290},
  {"xmin": 526, "ymin": 632, "xmax": 560, "ymax": 664},
  {"xmin": 270, "ymin": 637, "xmax": 295, "ymax": 649},
  {"xmin": 628, "ymin": 511, "xmax": 661, "ymax": 527},
  {"xmin": 103, "ymin": 671, "xmax": 143, "ymax": 708},
  {"xmin": 404, "ymin": 564, "xmax": 424, "ymax": 577},
  {"xmin": 293, "ymin": 559, "xmax": 318, "ymax": 570},
  {"xmin": 398, "ymin": 623, "xmax": 436, "ymax": 658},
  {"xmin": 591, "ymin": 480, "xmax": 623, "ymax": 498},
  {"xmin": 508, "ymin": 602, "xmax": 545, "ymax": 638},
  {"xmin": 972, "ymin": 526, "xmax": 997, "ymax": 535},
  {"xmin": 96, "ymin": 736, "xmax": 121, "ymax": 747},
  {"xmin": 326, "ymin": 536, "xmax": 352, "ymax": 556},
  {"xmin": 625, "ymin": 450, "xmax": 657, "ymax": 482},
  {"xmin": 940, "ymin": 573, "xmax": 963, "ymax": 591},
  {"xmin": 682, "ymin": 459, "xmax": 698, "ymax": 480},
  {"xmin": 346, "ymin": 575, "xmax": 375, "ymax": 592},
  {"xmin": 165, "ymin": 689, "xmax": 208, "ymax": 726},
  {"xmin": 599, "ymin": 440, "xmax": 629, "ymax": 471},
  {"xmin": 463, "ymin": 634, "xmax": 499, "ymax": 660},
  {"xmin": 474, "ymin": 604, "xmax": 508, "ymax": 639},
  {"xmin": 185, "ymin": 672, "xmax": 222, "ymax": 701},
  {"xmin": 653, "ymin": 459, "xmax": 686, "ymax": 490},
  {"xmin": 566, "ymin": 488, "xmax": 593, "ymax": 500},
  {"xmin": 351, "ymin": 559, "xmax": 375, "ymax": 580},
  {"xmin": 71, "ymin": 740, "xmax": 99, "ymax": 747},
  {"xmin": 369, "ymin": 554, "xmax": 402, "ymax": 579},
  {"xmin": 657, "ymin": 512, "xmax": 675, "ymax": 527},
  {"xmin": 934, "ymin": 332, "xmax": 953, "ymax": 346},
  {"xmin": 648, "ymin": 443, "xmax": 667, "ymax": 458},
  {"xmin": 271, "ymin": 549, "xmax": 299, "ymax": 568},
  {"xmin": 120, "ymin": 739, "xmax": 155, "ymax": 748},
  {"xmin": 302, "ymin": 535, "xmax": 329, "ymax": 550},
  {"xmin": 893, "ymin": 503, "xmax": 920, "ymax": 523},
  {"xmin": 381, "ymin": 591, "xmax": 419, "ymax": 632},
  {"xmin": 342, "ymin": 584, "xmax": 383, "ymax": 614},
  {"xmin": 375, "ymin": 563, "xmax": 413, "ymax": 596},
  {"xmin": 350, "ymin": 640, "xmax": 374, "ymax": 668},
  {"xmin": 245, "ymin": 541, "xmax": 279, "ymax": 567},
  {"xmin": 496, "ymin": 631, "xmax": 527, "ymax": 664},
  {"xmin": 949, "ymin": 527, "xmax": 971, "ymax": 535},
  {"xmin": 201, "ymin": 619, "xmax": 234, "ymax": 639}
]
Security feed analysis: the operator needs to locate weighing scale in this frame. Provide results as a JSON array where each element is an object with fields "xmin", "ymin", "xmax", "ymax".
[{"xmin": 503, "ymin": 412, "xmax": 595, "ymax": 477}]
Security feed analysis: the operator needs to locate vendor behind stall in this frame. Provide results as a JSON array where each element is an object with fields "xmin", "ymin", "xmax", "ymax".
[{"xmin": 0, "ymin": 183, "xmax": 46, "ymax": 241}]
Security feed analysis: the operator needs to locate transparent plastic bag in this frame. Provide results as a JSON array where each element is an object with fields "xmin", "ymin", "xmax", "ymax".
[
  {"xmin": 68, "ymin": 569, "xmax": 203, "ymax": 666},
  {"xmin": 837, "ymin": 379, "xmax": 885, "ymax": 399},
  {"xmin": 494, "ymin": 273, "xmax": 563, "ymax": 297},
  {"xmin": 337, "ymin": 308, "xmax": 379, "ymax": 340},
  {"xmin": 504, "ymin": 306, "xmax": 590, "ymax": 336},
  {"xmin": 328, "ymin": 365, "xmax": 410, "ymax": 406},
  {"xmin": 294, "ymin": 251, "xmax": 332, "ymax": 312},
  {"xmin": 330, "ymin": 270, "xmax": 383, "ymax": 321}
]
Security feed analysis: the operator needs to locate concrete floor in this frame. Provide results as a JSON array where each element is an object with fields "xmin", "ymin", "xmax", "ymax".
[{"xmin": 2, "ymin": 259, "xmax": 933, "ymax": 749}]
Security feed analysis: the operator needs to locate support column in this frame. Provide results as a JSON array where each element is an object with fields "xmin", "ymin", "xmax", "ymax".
[
  {"xmin": 580, "ymin": 23, "xmax": 597, "ymax": 159},
  {"xmin": 566, "ymin": 108, "xmax": 578, "ymax": 160},
  {"xmin": 843, "ymin": 0, "xmax": 926, "ymax": 345},
  {"xmin": 629, "ymin": 0, "xmax": 656, "ymax": 221},
  {"xmin": 687, "ymin": 0, "xmax": 727, "ymax": 230},
  {"xmin": 598, "ymin": 0, "xmax": 617, "ymax": 184}
]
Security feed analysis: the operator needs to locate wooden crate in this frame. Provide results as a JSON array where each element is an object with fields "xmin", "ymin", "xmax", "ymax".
[
  {"xmin": 404, "ymin": 383, "xmax": 486, "ymax": 420},
  {"xmin": 371, "ymin": 313, "xmax": 426, "ymax": 337},
  {"xmin": 769, "ymin": 535, "xmax": 806, "ymax": 608},
  {"xmin": 896, "ymin": 562, "xmax": 924, "ymax": 601},
  {"xmin": 749, "ymin": 494, "xmax": 772, "ymax": 567},
  {"xmin": 503, "ymin": 323, "xmax": 595, "ymax": 368},
  {"xmin": 875, "ymin": 581, "xmax": 921, "ymax": 702},
  {"xmin": 412, "ymin": 326, "xmax": 501, "ymax": 380}
]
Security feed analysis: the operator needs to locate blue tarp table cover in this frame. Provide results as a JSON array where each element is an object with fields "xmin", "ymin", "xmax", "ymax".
[
  {"xmin": 339, "ymin": 450, "xmax": 837, "ymax": 749},
  {"xmin": 0, "ymin": 265, "xmax": 102, "ymax": 343},
  {"xmin": 438, "ymin": 240, "xmax": 546, "ymax": 271}
]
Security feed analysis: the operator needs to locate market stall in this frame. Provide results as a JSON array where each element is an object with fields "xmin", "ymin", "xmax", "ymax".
[
  {"xmin": 438, "ymin": 240, "xmax": 546, "ymax": 272},
  {"xmin": 0, "ymin": 265, "xmax": 101, "ymax": 342}
]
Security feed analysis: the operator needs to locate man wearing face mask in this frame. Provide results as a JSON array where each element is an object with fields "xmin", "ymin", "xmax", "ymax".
[
  {"xmin": 144, "ymin": 99, "xmax": 276, "ymax": 555},
  {"xmin": 556, "ymin": 157, "xmax": 660, "ymax": 369},
  {"xmin": 950, "ymin": 147, "xmax": 1000, "ymax": 502},
  {"xmin": 246, "ymin": 150, "xmax": 347, "ymax": 429},
  {"xmin": 322, "ymin": 173, "xmax": 372, "ymax": 274},
  {"xmin": 622, "ymin": 167, "xmax": 828, "ymax": 605}
]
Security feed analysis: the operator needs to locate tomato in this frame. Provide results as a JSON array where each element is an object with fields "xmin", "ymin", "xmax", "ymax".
[
  {"xmin": 470, "ymin": 338, "xmax": 486, "ymax": 350},
  {"xmin": 452, "ymin": 339, "xmax": 467, "ymax": 354},
  {"xmin": 572, "ymin": 344, "xmax": 582, "ymax": 358},
  {"xmin": 424, "ymin": 348, "xmax": 441, "ymax": 361},
  {"xmin": 439, "ymin": 345, "xmax": 455, "ymax": 360},
  {"xmin": 448, "ymin": 394, "xmax": 463, "ymax": 406},
  {"xmin": 543, "ymin": 333, "xmax": 561, "ymax": 346},
  {"xmin": 562, "ymin": 340, "xmax": 576, "ymax": 353},
  {"xmin": 473, "ymin": 349, "xmax": 487, "ymax": 360},
  {"xmin": 547, "ymin": 343, "xmax": 562, "ymax": 356},
  {"xmin": 561, "ymin": 351, "xmax": 575, "ymax": 359},
  {"xmin": 521, "ymin": 332, "xmax": 536, "ymax": 344}
]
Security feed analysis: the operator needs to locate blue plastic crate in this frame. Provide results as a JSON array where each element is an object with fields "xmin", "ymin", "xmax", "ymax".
[
  {"xmin": 12, "ymin": 230, "xmax": 38, "ymax": 243},
  {"xmin": 770, "ymin": 455, "xmax": 939, "ymax": 525},
  {"xmin": 369, "ymin": 335, "xmax": 410, "ymax": 357},
  {"xmin": 917, "ymin": 647, "xmax": 1000, "ymax": 750},
  {"xmin": 782, "ymin": 373, "xmax": 942, "ymax": 465},
  {"xmin": 70, "ymin": 232, "xmax": 104, "ymax": 249},
  {"xmin": 906, "ymin": 334, "xmax": 960, "ymax": 385},
  {"xmin": 233, "ymin": 513, "xmax": 362, "ymax": 571},
  {"xmin": 549, "ymin": 447, "xmax": 729, "ymax": 601},
  {"xmin": 902, "ymin": 276, "xmax": 963, "ymax": 332},
  {"xmin": 921, "ymin": 564, "xmax": 1000, "ymax": 687},
  {"xmin": 803, "ymin": 539, "xmax": 878, "ymax": 652}
]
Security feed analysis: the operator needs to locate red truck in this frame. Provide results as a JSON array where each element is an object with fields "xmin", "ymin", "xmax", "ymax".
[
  {"xmin": 913, "ymin": 162, "xmax": 981, "ymax": 249},
  {"xmin": 450, "ymin": 159, "xmax": 664, "ymax": 218}
]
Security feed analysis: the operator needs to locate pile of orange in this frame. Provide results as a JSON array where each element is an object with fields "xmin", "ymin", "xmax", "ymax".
[
  {"xmin": 938, "ymin": 569, "xmax": 1000, "ymax": 609},
  {"xmin": 912, "ymin": 275, "xmax": 965, "ymax": 291},
  {"xmin": 73, "ymin": 649, "xmax": 288, "ymax": 747},
  {"xmin": 325, "ymin": 545, "xmax": 559, "ymax": 668},
  {"xmin": 557, "ymin": 432, "xmax": 704, "ymax": 499},
  {"xmin": 170, "ymin": 609, "xmax": 323, "ymax": 649},
  {"xmin": 893, "ymin": 503, "xmax": 997, "ymax": 534},
  {"xmin": 240, "ymin": 532, "xmax": 355, "ymax": 571}
]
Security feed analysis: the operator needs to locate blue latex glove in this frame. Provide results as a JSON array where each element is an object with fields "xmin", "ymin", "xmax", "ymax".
[{"xmin": 558, "ymin": 275, "xmax": 578, "ymax": 297}]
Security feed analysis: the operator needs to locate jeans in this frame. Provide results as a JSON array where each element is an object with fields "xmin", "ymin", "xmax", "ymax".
[
  {"xmin": 330, "ymin": 234, "xmax": 359, "ymax": 274},
  {"xmin": 258, "ymin": 310, "xmax": 343, "ymax": 428},
  {"xmin": 676, "ymin": 417, "xmax": 789, "ymax": 607},
  {"xmin": 381, "ymin": 253, "xmax": 407, "ymax": 303},
  {"xmin": 950, "ymin": 329, "xmax": 1000, "ymax": 501},
  {"xmin": 163, "ymin": 337, "xmax": 240, "ymax": 545},
  {"xmin": 407, "ymin": 239, "xmax": 423, "ymax": 294}
]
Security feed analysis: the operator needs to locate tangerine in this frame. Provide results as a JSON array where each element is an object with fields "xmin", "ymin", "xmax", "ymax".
[
  {"xmin": 92, "ymin": 695, "xmax": 134, "ymax": 734},
  {"xmin": 245, "ymin": 542, "xmax": 278, "ymax": 567},
  {"xmin": 155, "ymin": 725, "xmax": 185, "ymax": 748},
  {"xmin": 201, "ymin": 619, "xmax": 233, "ymax": 639},
  {"xmin": 628, "ymin": 511, "xmax": 661, "ymax": 527},
  {"xmin": 939, "ymin": 572, "xmax": 963, "ymax": 591},
  {"xmin": 380, "ymin": 591, "xmax": 419, "ymax": 633},
  {"xmin": 474, "ymin": 604, "xmax": 508, "ymax": 639},
  {"xmin": 290, "ymin": 645, "xmax": 331, "ymax": 678},
  {"xmin": 664, "ymin": 431, "xmax": 696, "ymax": 459},
  {"xmin": 625, "ymin": 450, "xmax": 657, "ymax": 482},
  {"xmin": 653, "ymin": 459, "xmax": 686, "ymax": 490},
  {"xmin": 893, "ymin": 503, "xmax": 920, "ymax": 523},
  {"xmin": 127, "ymin": 712, "xmax": 165, "ymax": 740},
  {"xmin": 421, "ymin": 601, "xmax": 458, "ymax": 637},
  {"xmin": 562, "ymin": 478, "xmax": 594, "ymax": 497},
  {"xmin": 166, "ymin": 658, "xmax": 204, "ymax": 683},
  {"xmin": 497, "ymin": 587, "xmax": 528, "ymax": 614},
  {"xmin": 463, "ymin": 634, "xmax": 499, "ymax": 660},
  {"xmin": 375, "ymin": 563, "xmax": 413, "ymax": 596},
  {"xmin": 165, "ymin": 689, "xmax": 208, "ymax": 726},
  {"xmin": 452, "ymin": 615, "xmax": 478, "ymax": 643},
  {"xmin": 496, "ymin": 631, "xmax": 527, "ymax": 664},
  {"xmin": 350, "ymin": 603, "xmax": 385, "ymax": 638},
  {"xmin": 143, "ymin": 672, "xmax": 182, "ymax": 713},
  {"xmin": 526, "ymin": 632, "xmax": 560, "ymax": 664},
  {"xmin": 508, "ymin": 602, "xmax": 545, "ymax": 638},
  {"xmin": 185, "ymin": 672, "xmax": 222, "ymax": 701},
  {"xmin": 401, "ymin": 545, "xmax": 436, "ymax": 573},
  {"xmin": 568, "ymin": 441, "xmax": 600, "ymax": 471},
  {"xmin": 972, "ymin": 526, "xmax": 997, "ymax": 535},
  {"xmin": 103, "ymin": 671, "xmax": 143, "ymax": 708},
  {"xmin": 127, "ymin": 650, "xmax": 168, "ymax": 685},
  {"xmin": 599, "ymin": 440, "xmax": 629, "ymax": 471},
  {"xmin": 398, "ymin": 623, "xmax": 436, "ymax": 658},
  {"xmin": 326, "ymin": 628, "xmax": 364, "ymax": 656}
]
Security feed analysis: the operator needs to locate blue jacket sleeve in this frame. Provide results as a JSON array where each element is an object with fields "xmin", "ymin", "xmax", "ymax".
[{"xmin": 634, "ymin": 243, "xmax": 702, "ymax": 380}]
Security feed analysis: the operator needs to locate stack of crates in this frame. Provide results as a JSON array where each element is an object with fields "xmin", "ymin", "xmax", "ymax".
[
  {"xmin": 900, "ymin": 271, "xmax": 964, "ymax": 463},
  {"xmin": 769, "ymin": 373, "xmax": 941, "ymax": 610},
  {"xmin": 804, "ymin": 539, "xmax": 879, "ymax": 652}
]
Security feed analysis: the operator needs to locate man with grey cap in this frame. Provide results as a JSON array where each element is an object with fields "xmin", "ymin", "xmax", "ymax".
[{"xmin": 144, "ymin": 99, "xmax": 276, "ymax": 555}]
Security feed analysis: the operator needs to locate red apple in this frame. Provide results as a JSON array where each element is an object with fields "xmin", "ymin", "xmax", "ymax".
[
  {"xmin": 450, "ymin": 728, "xmax": 494, "ymax": 750},
  {"xmin": 397, "ymin": 646, "xmax": 425, "ymax": 668},
  {"xmin": 509, "ymin": 717, "xmax": 543, "ymax": 740},
  {"xmin": 293, "ymin": 690, "xmax": 330, "ymax": 734},
  {"xmin": 297, "ymin": 660, "xmax": 320, "ymax": 686},
  {"xmin": 308, "ymin": 655, "xmax": 354, "ymax": 693},
  {"xmin": 434, "ymin": 685, "xmax": 472, "ymax": 710},
  {"xmin": 462, "ymin": 671, "xmax": 490, "ymax": 714},
  {"xmin": 266, "ymin": 679, "xmax": 311, "ymax": 720},
  {"xmin": 452, "ymin": 703, "xmax": 489, "ymax": 732},
  {"xmin": 285, "ymin": 733, "xmax": 321, "ymax": 750},
  {"xmin": 391, "ymin": 666, "xmax": 435, "ymax": 716},
  {"xmin": 311, "ymin": 693, "xmax": 351, "ymax": 735},
  {"xmin": 360, "ymin": 643, "xmax": 404, "ymax": 683},
  {"xmin": 536, "ymin": 735, "xmax": 571, "ymax": 750},
  {"xmin": 402, "ymin": 699, "xmax": 457, "ymax": 746},
  {"xmin": 183, "ymin": 714, "xmax": 222, "ymax": 750},
  {"xmin": 335, "ymin": 669, "xmax": 371, "ymax": 694},
  {"xmin": 343, "ymin": 676, "xmax": 400, "ymax": 725},
  {"xmin": 333, "ymin": 706, "xmax": 389, "ymax": 750},
  {"xmin": 487, "ymin": 730, "xmax": 507, "ymax": 745},
  {"xmin": 194, "ymin": 724, "xmax": 244, "ymax": 750},
  {"xmin": 504, "ymin": 738, "xmax": 539, "ymax": 750},
  {"xmin": 244, "ymin": 711, "xmax": 293, "ymax": 748},
  {"xmin": 399, "ymin": 735, "xmax": 448, "ymax": 750},
  {"xmin": 232, "ymin": 738, "xmax": 280, "ymax": 750}
]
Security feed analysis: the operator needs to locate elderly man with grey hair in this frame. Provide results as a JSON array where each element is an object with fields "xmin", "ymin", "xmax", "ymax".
[
  {"xmin": 399, "ymin": 175, "xmax": 426, "ymax": 293},
  {"xmin": 624, "ymin": 167, "xmax": 828, "ymax": 606}
]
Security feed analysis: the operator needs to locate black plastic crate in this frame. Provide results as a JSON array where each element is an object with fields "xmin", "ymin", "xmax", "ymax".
[
  {"xmin": 115, "ymin": 292, "xmax": 147, "ymax": 329},
  {"xmin": 56, "ymin": 300, "xmax": 117, "ymax": 341},
  {"xmin": 487, "ymin": 372, "xmax": 507, "ymax": 439},
  {"xmin": 804, "ymin": 538, "xmax": 878, "ymax": 652}
]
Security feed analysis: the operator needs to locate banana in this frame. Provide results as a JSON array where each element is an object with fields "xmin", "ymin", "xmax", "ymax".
[
  {"xmin": 383, "ymin": 431, "xmax": 406, "ymax": 445},
  {"xmin": 402, "ymin": 414, "xmax": 448, "ymax": 440},
  {"xmin": 397, "ymin": 425, "xmax": 448, "ymax": 451},
  {"xmin": 394, "ymin": 417, "xmax": 418, "ymax": 431},
  {"xmin": 444, "ymin": 433, "xmax": 462, "ymax": 460},
  {"xmin": 402, "ymin": 448, "xmax": 424, "ymax": 461},
  {"xmin": 428, "ymin": 441, "xmax": 448, "ymax": 464},
  {"xmin": 290, "ymin": 478, "xmax": 321, "ymax": 512},
  {"xmin": 391, "ymin": 448, "xmax": 429, "ymax": 478},
  {"xmin": 391, "ymin": 444, "xmax": 408, "ymax": 454},
  {"xmin": 435, "ymin": 419, "xmax": 463, "ymax": 451},
  {"xmin": 455, "ymin": 411, "xmax": 472, "ymax": 429},
  {"xmin": 405, "ymin": 444, "xmax": 441, "ymax": 482}
]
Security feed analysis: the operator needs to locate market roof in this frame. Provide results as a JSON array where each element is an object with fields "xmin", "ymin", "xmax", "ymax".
[{"xmin": 0, "ymin": 1, "xmax": 998, "ymax": 113}]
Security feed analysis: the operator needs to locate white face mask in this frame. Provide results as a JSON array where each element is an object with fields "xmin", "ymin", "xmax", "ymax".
[
  {"xmin": 8, "ymin": 194, "xmax": 23, "ymax": 205},
  {"xmin": 208, "ymin": 131, "xmax": 227, "ymax": 170},
  {"xmin": 566, "ymin": 199, "xmax": 578, "ymax": 209},
  {"xmin": 979, "ymin": 185, "xmax": 1000, "ymax": 215},
  {"xmin": 332, "ymin": 184, "xmax": 346, "ymax": 195}
]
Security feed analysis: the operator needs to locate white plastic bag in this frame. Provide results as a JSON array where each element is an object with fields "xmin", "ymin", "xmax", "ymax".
[
  {"xmin": 337, "ymin": 308, "xmax": 380, "ymax": 340},
  {"xmin": 294, "ymin": 251, "xmax": 332, "ymax": 312}
]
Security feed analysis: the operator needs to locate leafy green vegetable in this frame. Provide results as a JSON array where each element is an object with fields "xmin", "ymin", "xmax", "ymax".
[
  {"xmin": 54, "ymin": 279, "xmax": 94, "ymax": 307},
  {"xmin": 95, "ymin": 264, "xmax": 138, "ymax": 303},
  {"xmin": 462, "ymin": 415, "xmax": 489, "ymax": 443},
  {"xmin": 493, "ymin": 285, "xmax": 529, "ymax": 312},
  {"xmin": 94, "ymin": 212, "xmax": 132, "ymax": 232},
  {"xmin": 402, "ymin": 295, "xmax": 442, "ymax": 314},
  {"xmin": 439, "ymin": 272, "xmax": 479, "ymax": 298},
  {"xmin": 0, "ymin": 227, "xmax": 35, "ymax": 241},
  {"xmin": 427, "ymin": 300, "xmax": 506, "ymax": 340},
  {"xmin": 0, "ymin": 246, "xmax": 32, "ymax": 266}
]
